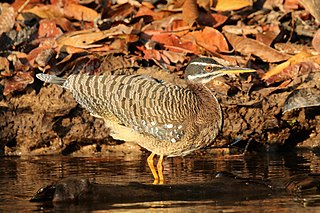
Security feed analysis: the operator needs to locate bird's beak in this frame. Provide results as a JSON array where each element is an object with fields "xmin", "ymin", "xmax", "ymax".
[
  {"xmin": 186, "ymin": 66, "xmax": 255, "ymax": 83},
  {"xmin": 218, "ymin": 66, "xmax": 256, "ymax": 74}
]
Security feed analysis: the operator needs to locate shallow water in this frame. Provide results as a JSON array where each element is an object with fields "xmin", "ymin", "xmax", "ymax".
[{"xmin": 1, "ymin": 150, "xmax": 320, "ymax": 212}]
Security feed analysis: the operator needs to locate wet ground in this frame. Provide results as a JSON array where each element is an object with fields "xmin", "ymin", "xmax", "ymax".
[{"xmin": 1, "ymin": 149, "xmax": 320, "ymax": 212}]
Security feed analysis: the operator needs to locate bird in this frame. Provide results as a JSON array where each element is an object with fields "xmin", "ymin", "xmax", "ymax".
[{"xmin": 36, "ymin": 57, "xmax": 255, "ymax": 184}]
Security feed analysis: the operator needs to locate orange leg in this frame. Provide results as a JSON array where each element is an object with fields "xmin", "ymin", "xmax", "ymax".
[
  {"xmin": 157, "ymin": 155, "xmax": 164, "ymax": 184},
  {"xmin": 147, "ymin": 152, "xmax": 159, "ymax": 184}
]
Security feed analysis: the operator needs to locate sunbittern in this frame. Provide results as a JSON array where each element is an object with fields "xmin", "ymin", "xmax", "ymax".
[{"xmin": 36, "ymin": 57, "xmax": 254, "ymax": 184}]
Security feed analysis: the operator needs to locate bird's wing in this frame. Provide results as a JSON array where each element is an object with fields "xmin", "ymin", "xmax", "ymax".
[{"xmin": 66, "ymin": 74, "xmax": 198, "ymax": 143}]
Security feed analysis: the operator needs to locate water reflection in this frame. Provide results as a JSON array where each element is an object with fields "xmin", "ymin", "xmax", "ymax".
[{"xmin": 1, "ymin": 149, "xmax": 320, "ymax": 211}]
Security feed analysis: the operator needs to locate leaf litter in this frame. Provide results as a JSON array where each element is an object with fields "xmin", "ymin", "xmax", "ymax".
[{"xmin": 0, "ymin": 0, "xmax": 319, "ymax": 111}]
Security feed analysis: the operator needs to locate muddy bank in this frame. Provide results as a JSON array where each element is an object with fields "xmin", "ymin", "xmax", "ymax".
[{"xmin": 0, "ymin": 70, "xmax": 319, "ymax": 156}]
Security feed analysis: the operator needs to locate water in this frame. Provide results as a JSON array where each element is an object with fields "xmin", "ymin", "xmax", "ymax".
[{"xmin": 1, "ymin": 150, "xmax": 320, "ymax": 212}]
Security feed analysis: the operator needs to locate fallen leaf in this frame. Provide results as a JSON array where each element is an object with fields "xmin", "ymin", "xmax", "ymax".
[
  {"xmin": 162, "ymin": 50, "xmax": 186, "ymax": 63},
  {"xmin": 3, "ymin": 71, "xmax": 34, "ymax": 96},
  {"xmin": 197, "ymin": 0, "xmax": 211, "ymax": 10},
  {"xmin": 147, "ymin": 28, "xmax": 227, "ymax": 54},
  {"xmin": 63, "ymin": 3, "xmax": 99, "ymax": 22},
  {"xmin": 35, "ymin": 49, "xmax": 56, "ymax": 68},
  {"xmin": 0, "ymin": 3, "xmax": 15, "ymax": 35},
  {"xmin": 0, "ymin": 57, "xmax": 11, "ymax": 77},
  {"xmin": 210, "ymin": 13, "xmax": 229, "ymax": 28},
  {"xmin": 223, "ymin": 25, "xmax": 263, "ymax": 35},
  {"xmin": 27, "ymin": 46, "xmax": 46, "ymax": 67},
  {"xmin": 54, "ymin": 17, "xmax": 76, "ymax": 32},
  {"xmin": 10, "ymin": 54, "xmax": 30, "ymax": 73},
  {"xmin": 182, "ymin": 0, "xmax": 199, "ymax": 25},
  {"xmin": 284, "ymin": 87, "xmax": 320, "ymax": 113},
  {"xmin": 136, "ymin": 4, "xmax": 166, "ymax": 20},
  {"xmin": 145, "ymin": 31, "xmax": 196, "ymax": 53},
  {"xmin": 214, "ymin": 0, "xmax": 253, "ymax": 11},
  {"xmin": 56, "ymin": 25, "xmax": 133, "ymax": 49},
  {"xmin": 256, "ymin": 30, "xmax": 279, "ymax": 46},
  {"xmin": 106, "ymin": 3, "xmax": 135, "ymax": 19},
  {"xmin": 262, "ymin": 51, "xmax": 313, "ymax": 80},
  {"xmin": 312, "ymin": 29, "xmax": 320, "ymax": 52},
  {"xmin": 142, "ymin": 14, "xmax": 188, "ymax": 32},
  {"xmin": 262, "ymin": 51, "xmax": 320, "ymax": 84},
  {"xmin": 137, "ymin": 46, "xmax": 162, "ymax": 61},
  {"xmin": 24, "ymin": 5, "xmax": 63, "ymax": 19},
  {"xmin": 225, "ymin": 33, "xmax": 289, "ymax": 62},
  {"xmin": 12, "ymin": 0, "xmax": 42, "ymax": 11},
  {"xmin": 38, "ymin": 19, "xmax": 63, "ymax": 38},
  {"xmin": 184, "ymin": 27, "xmax": 229, "ymax": 53},
  {"xmin": 264, "ymin": 61, "xmax": 320, "ymax": 84},
  {"xmin": 299, "ymin": 0, "xmax": 320, "ymax": 22},
  {"xmin": 274, "ymin": 43, "xmax": 307, "ymax": 55},
  {"xmin": 284, "ymin": 0, "xmax": 300, "ymax": 10}
]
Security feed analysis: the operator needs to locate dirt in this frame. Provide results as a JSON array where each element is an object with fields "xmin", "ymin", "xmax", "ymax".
[
  {"xmin": 0, "ymin": 71, "xmax": 319, "ymax": 156},
  {"xmin": 217, "ymin": 71, "xmax": 320, "ymax": 150}
]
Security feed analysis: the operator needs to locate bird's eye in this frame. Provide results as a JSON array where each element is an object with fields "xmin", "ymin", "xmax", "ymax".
[{"xmin": 205, "ymin": 65, "xmax": 213, "ymax": 72}]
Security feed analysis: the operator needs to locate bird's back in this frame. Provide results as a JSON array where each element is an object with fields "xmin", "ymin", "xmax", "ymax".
[{"xmin": 64, "ymin": 74, "xmax": 201, "ymax": 144}]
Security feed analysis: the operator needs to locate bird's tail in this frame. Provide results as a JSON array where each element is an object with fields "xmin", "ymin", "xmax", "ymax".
[{"xmin": 36, "ymin": 73, "xmax": 66, "ymax": 86}]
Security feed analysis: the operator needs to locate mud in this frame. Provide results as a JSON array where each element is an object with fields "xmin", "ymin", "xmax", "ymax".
[{"xmin": 0, "ymin": 70, "xmax": 319, "ymax": 156}]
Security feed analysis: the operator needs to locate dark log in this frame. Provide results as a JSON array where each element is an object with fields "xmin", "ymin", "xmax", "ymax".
[
  {"xmin": 30, "ymin": 172, "xmax": 320, "ymax": 204},
  {"xmin": 30, "ymin": 172, "xmax": 274, "ymax": 203}
]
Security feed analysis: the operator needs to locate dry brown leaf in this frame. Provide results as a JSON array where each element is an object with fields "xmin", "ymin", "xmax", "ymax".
[
  {"xmin": 264, "ymin": 61, "xmax": 320, "ymax": 85},
  {"xmin": 24, "ymin": 5, "xmax": 63, "ymax": 19},
  {"xmin": 3, "ymin": 71, "xmax": 34, "ymax": 96},
  {"xmin": 274, "ymin": 43, "xmax": 307, "ymax": 55},
  {"xmin": 12, "ymin": 0, "xmax": 41, "ymax": 11},
  {"xmin": 38, "ymin": 19, "xmax": 63, "ymax": 38},
  {"xmin": 54, "ymin": 17, "xmax": 76, "ymax": 32},
  {"xmin": 284, "ymin": 0, "xmax": 300, "ymax": 10},
  {"xmin": 225, "ymin": 33, "xmax": 289, "ymax": 62},
  {"xmin": 256, "ymin": 31, "xmax": 279, "ymax": 46},
  {"xmin": 9, "ymin": 54, "xmax": 30, "ymax": 73},
  {"xmin": 284, "ymin": 87, "xmax": 320, "ymax": 113},
  {"xmin": 214, "ymin": 0, "xmax": 253, "ymax": 11},
  {"xmin": 162, "ymin": 51, "xmax": 186, "ymax": 63},
  {"xmin": 35, "ymin": 49, "xmax": 56, "ymax": 68},
  {"xmin": 312, "ymin": 29, "xmax": 320, "ymax": 52},
  {"xmin": 56, "ymin": 29, "xmax": 105, "ymax": 48},
  {"xmin": 197, "ymin": 10, "xmax": 227, "ymax": 27},
  {"xmin": 137, "ymin": 46, "xmax": 162, "ymax": 61},
  {"xmin": 107, "ymin": 3, "xmax": 135, "ymax": 19},
  {"xmin": 182, "ymin": 0, "xmax": 199, "ymax": 25},
  {"xmin": 300, "ymin": 0, "xmax": 320, "ymax": 22},
  {"xmin": 197, "ymin": 0, "xmax": 211, "ymax": 10},
  {"xmin": 222, "ymin": 25, "xmax": 263, "ymax": 35},
  {"xmin": 56, "ymin": 25, "xmax": 132, "ymax": 49},
  {"xmin": 262, "ymin": 51, "xmax": 320, "ymax": 81},
  {"xmin": 63, "ymin": 3, "xmax": 99, "ymax": 22},
  {"xmin": 146, "ymin": 28, "xmax": 228, "ymax": 54},
  {"xmin": 184, "ymin": 27, "xmax": 229, "ymax": 53},
  {"xmin": 146, "ymin": 31, "xmax": 196, "ymax": 53},
  {"xmin": 262, "ymin": 0, "xmax": 285, "ymax": 9},
  {"xmin": 27, "ymin": 46, "xmax": 47, "ymax": 67},
  {"xmin": 0, "ymin": 57, "xmax": 11, "ymax": 77},
  {"xmin": 142, "ymin": 15, "xmax": 188, "ymax": 32},
  {"xmin": 27, "ymin": 34, "xmax": 57, "ymax": 68},
  {"xmin": 136, "ymin": 4, "xmax": 166, "ymax": 20},
  {"xmin": 0, "ymin": 3, "xmax": 15, "ymax": 35}
]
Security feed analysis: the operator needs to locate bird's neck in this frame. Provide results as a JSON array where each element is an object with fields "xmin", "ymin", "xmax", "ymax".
[{"xmin": 187, "ymin": 82, "xmax": 223, "ymax": 132}]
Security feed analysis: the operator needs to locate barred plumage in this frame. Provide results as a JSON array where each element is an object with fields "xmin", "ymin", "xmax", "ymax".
[
  {"xmin": 64, "ymin": 74, "xmax": 215, "ymax": 149},
  {"xmin": 37, "ymin": 57, "xmax": 254, "ymax": 183}
]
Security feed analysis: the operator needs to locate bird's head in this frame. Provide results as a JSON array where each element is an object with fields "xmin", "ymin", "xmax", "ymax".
[{"xmin": 184, "ymin": 57, "xmax": 255, "ymax": 83}]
